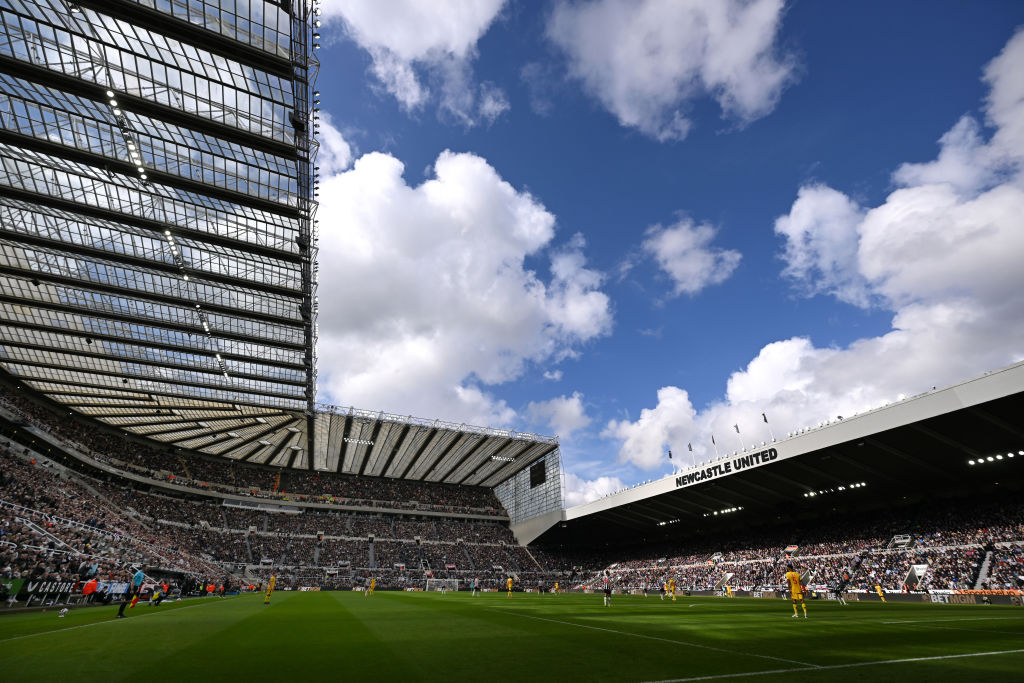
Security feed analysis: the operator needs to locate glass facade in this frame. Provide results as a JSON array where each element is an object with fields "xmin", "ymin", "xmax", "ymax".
[
  {"xmin": 0, "ymin": 0, "xmax": 318, "ymax": 467},
  {"xmin": 493, "ymin": 450, "xmax": 564, "ymax": 525}
]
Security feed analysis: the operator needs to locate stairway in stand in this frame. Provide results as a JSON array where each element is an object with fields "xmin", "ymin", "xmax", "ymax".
[{"xmin": 974, "ymin": 550, "xmax": 995, "ymax": 589}]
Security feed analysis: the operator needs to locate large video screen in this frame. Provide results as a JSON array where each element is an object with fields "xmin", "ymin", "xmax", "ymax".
[{"xmin": 529, "ymin": 461, "xmax": 546, "ymax": 488}]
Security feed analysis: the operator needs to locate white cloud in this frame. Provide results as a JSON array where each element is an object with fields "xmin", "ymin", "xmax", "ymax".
[
  {"xmin": 324, "ymin": 0, "xmax": 510, "ymax": 125},
  {"xmin": 316, "ymin": 113, "xmax": 354, "ymax": 175},
  {"xmin": 526, "ymin": 392, "xmax": 592, "ymax": 438},
  {"xmin": 642, "ymin": 218, "xmax": 742, "ymax": 296},
  {"xmin": 543, "ymin": 369, "xmax": 563, "ymax": 381},
  {"xmin": 562, "ymin": 471, "xmax": 626, "ymax": 507},
  {"xmin": 520, "ymin": 61, "xmax": 558, "ymax": 116},
  {"xmin": 774, "ymin": 185, "xmax": 869, "ymax": 306},
  {"xmin": 546, "ymin": 0, "xmax": 795, "ymax": 141},
  {"xmin": 478, "ymin": 82, "xmax": 511, "ymax": 124},
  {"xmin": 315, "ymin": 148, "xmax": 612, "ymax": 425},
  {"xmin": 365, "ymin": 47, "xmax": 427, "ymax": 110},
  {"xmin": 605, "ymin": 27, "xmax": 1024, "ymax": 470},
  {"xmin": 601, "ymin": 386, "xmax": 697, "ymax": 469}
]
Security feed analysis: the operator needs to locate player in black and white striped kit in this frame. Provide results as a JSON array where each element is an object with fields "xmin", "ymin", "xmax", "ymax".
[
  {"xmin": 602, "ymin": 570, "xmax": 612, "ymax": 607},
  {"xmin": 833, "ymin": 569, "xmax": 851, "ymax": 606}
]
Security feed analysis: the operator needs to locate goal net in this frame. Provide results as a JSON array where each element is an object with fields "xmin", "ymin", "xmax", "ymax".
[{"xmin": 426, "ymin": 578, "xmax": 459, "ymax": 592}]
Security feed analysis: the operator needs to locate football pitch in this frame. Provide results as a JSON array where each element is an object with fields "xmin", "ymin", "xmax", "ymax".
[{"xmin": 1, "ymin": 592, "xmax": 1022, "ymax": 682}]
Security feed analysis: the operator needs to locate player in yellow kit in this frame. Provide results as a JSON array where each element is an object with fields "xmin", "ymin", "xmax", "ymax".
[
  {"xmin": 553, "ymin": 582, "xmax": 559, "ymax": 595},
  {"xmin": 785, "ymin": 564, "xmax": 807, "ymax": 618},
  {"xmin": 506, "ymin": 576, "xmax": 514, "ymax": 598},
  {"xmin": 668, "ymin": 577, "xmax": 676, "ymax": 601},
  {"xmin": 264, "ymin": 574, "xmax": 276, "ymax": 606},
  {"xmin": 874, "ymin": 582, "xmax": 886, "ymax": 603}
]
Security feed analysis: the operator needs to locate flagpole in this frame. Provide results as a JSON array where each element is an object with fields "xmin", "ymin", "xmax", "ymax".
[
  {"xmin": 762, "ymin": 412, "xmax": 775, "ymax": 442},
  {"xmin": 711, "ymin": 435, "xmax": 719, "ymax": 460},
  {"xmin": 688, "ymin": 443, "xmax": 696, "ymax": 469},
  {"xmin": 733, "ymin": 425, "xmax": 744, "ymax": 452}
]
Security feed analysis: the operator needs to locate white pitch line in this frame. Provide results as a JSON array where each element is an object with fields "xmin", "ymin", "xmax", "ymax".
[
  {"xmin": 883, "ymin": 617, "xmax": 1023, "ymax": 624},
  {"xmin": 486, "ymin": 608, "xmax": 818, "ymax": 669},
  {"xmin": 641, "ymin": 647, "xmax": 1024, "ymax": 682},
  {"xmin": 0, "ymin": 596, "xmax": 239, "ymax": 645}
]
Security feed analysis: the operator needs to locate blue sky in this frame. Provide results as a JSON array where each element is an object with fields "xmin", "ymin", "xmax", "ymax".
[{"xmin": 312, "ymin": 0, "xmax": 1024, "ymax": 504}]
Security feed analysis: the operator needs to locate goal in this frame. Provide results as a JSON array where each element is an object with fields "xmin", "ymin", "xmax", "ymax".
[{"xmin": 426, "ymin": 578, "xmax": 459, "ymax": 592}]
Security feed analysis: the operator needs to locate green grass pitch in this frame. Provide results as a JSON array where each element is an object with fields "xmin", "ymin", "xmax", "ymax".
[{"xmin": 1, "ymin": 592, "xmax": 1022, "ymax": 682}]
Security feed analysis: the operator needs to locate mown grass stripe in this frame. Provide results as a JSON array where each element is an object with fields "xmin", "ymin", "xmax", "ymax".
[{"xmin": 485, "ymin": 607, "xmax": 821, "ymax": 668}]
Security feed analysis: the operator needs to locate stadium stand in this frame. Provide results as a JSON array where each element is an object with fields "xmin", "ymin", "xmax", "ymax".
[
  {"xmin": 542, "ymin": 496, "xmax": 1023, "ymax": 595},
  {"xmin": 0, "ymin": 407, "xmax": 541, "ymax": 602},
  {"xmin": 0, "ymin": 388, "xmax": 505, "ymax": 516},
  {"xmin": 985, "ymin": 545, "xmax": 1024, "ymax": 590},
  {"xmin": 4, "ymin": 426, "xmax": 1023, "ymax": 605},
  {"xmin": 2, "ymin": 377, "xmax": 1022, "ymax": 609}
]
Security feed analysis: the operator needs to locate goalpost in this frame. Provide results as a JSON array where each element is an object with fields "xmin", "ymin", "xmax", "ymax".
[{"xmin": 425, "ymin": 578, "xmax": 459, "ymax": 593}]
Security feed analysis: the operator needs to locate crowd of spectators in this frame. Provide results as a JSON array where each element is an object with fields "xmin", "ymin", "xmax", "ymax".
[
  {"xmin": 1, "ymin": 446, "xmax": 526, "ymax": 579},
  {"xmin": 0, "ymin": 444, "xmax": 222, "ymax": 585},
  {"xmin": 317, "ymin": 538, "xmax": 368, "ymax": 567},
  {"xmin": 249, "ymin": 535, "xmax": 291, "ymax": 564},
  {"xmin": 554, "ymin": 497, "xmax": 1024, "ymax": 593},
  {"xmin": 392, "ymin": 519, "xmax": 436, "ymax": 539},
  {"xmin": 985, "ymin": 544, "xmax": 1024, "ymax": 590},
  {"xmin": 373, "ymin": 541, "xmax": 421, "ymax": 569},
  {"xmin": 281, "ymin": 470, "xmax": 503, "ymax": 515},
  {"xmin": 349, "ymin": 515, "xmax": 394, "ymax": 539}
]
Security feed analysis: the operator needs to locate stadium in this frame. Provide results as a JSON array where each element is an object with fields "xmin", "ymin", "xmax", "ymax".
[{"xmin": 0, "ymin": 2, "xmax": 1022, "ymax": 682}]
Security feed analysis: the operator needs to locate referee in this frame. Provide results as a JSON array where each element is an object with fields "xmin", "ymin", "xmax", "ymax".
[{"xmin": 116, "ymin": 565, "xmax": 145, "ymax": 618}]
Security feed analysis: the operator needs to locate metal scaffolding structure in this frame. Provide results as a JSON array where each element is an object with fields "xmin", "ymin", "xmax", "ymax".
[{"xmin": 0, "ymin": 0, "xmax": 319, "ymax": 467}]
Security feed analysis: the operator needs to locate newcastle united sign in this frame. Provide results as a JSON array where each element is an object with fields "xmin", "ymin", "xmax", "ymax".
[{"xmin": 676, "ymin": 448, "xmax": 779, "ymax": 488}]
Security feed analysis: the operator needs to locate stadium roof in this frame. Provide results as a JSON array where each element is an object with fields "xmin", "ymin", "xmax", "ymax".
[
  {"xmin": 1, "ymin": 367, "xmax": 559, "ymax": 484},
  {"xmin": 522, "ymin": 361, "xmax": 1024, "ymax": 546},
  {"xmin": 0, "ymin": 1, "xmax": 318, "ymax": 462},
  {"xmin": 306, "ymin": 405, "xmax": 558, "ymax": 486}
]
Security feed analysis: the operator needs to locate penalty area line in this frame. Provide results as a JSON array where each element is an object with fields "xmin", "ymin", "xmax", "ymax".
[
  {"xmin": 640, "ymin": 647, "xmax": 1024, "ymax": 682},
  {"xmin": 485, "ymin": 608, "xmax": 818, "ymax": 669}
]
